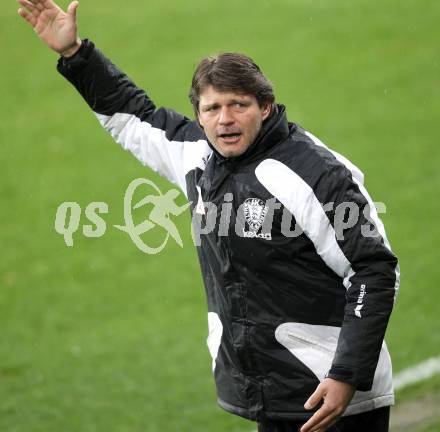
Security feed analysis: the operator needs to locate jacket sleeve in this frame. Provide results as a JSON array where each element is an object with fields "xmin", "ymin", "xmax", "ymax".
[
  {"xmin": 305, "ymin": 134, "xmax": 400, "ymax": 391},
  {"xmin": 56, "ymin": 39, "xmax": 209, "ymax": 195}
]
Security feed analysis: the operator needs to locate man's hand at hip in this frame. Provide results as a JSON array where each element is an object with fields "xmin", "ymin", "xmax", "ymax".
[{"xmin": 300, "ymin": 378, "xmax": 356, "ymax": 432}]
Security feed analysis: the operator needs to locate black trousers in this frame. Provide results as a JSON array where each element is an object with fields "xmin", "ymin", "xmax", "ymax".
[{"xmin": 257, "ymin": 406, "xmax": 390, "ymax": 432}]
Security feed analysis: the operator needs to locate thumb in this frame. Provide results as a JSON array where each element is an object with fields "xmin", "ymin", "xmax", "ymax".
[
  {"xmin": 304, "ymin": 385, "xmax": 324, "ymax": 410},
  {"xmin": 67, "ymin": 1, "xmax": 79, "ymax": 20}
]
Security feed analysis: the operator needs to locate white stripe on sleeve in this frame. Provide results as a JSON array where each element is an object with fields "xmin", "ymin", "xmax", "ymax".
[
  {"xmin": 96, "ymin": 112, "xmax": 212, "ymax": 196},
  {"xmin": 305, "ymin": 131, "xmax": 400, "ymax": 298}
]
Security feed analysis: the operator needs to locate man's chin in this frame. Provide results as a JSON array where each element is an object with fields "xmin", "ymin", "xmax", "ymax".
[
  {"xmin": 214, "ymin": 141, "xmax": 250, "ymax": 159},
  {"xmin": 219, "ymin": 147, "xmax": 246, "ymax": 158}
]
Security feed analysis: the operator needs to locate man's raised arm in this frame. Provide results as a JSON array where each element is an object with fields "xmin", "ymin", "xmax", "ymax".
[{"xmin": 18, "ymin": 0, "xmax": 211, "ymax": 195}]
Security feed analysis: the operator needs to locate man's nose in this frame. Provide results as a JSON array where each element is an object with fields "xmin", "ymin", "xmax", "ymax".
[{"xmin": 218, "ymin": 107, "xmax": 234, "ymax": 125}]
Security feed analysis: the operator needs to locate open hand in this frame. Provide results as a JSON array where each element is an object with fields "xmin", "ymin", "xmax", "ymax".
[
  {"xmin": 17, "ymin": 0, "xmax": 81, "ymax": 57},
  {"xmin": 300, "ymin": 378, "xmax": 356, "ymax": 432}
]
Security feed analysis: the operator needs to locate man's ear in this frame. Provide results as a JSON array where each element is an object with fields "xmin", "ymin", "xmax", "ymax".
[{"xmin": 261, "ymin": 103, "xmax": 272, "ymax": 121}]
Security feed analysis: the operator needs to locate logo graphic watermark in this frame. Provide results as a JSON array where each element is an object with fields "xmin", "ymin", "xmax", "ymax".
[
  {"xmin": 113, "ymin": 178, "xmax": 190, "ymax": 254},
  {"xmin": 55, "ymin": 177, "xmax": 387, "ymax": 254},
  {"xmin": 54, "ymin": 178, "xmax": 189, "ymax": 254}
]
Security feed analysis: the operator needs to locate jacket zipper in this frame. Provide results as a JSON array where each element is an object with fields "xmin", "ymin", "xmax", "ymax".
[{"xmin": 286, "ymin": 332, "xmax": 335, "ymax": 357}]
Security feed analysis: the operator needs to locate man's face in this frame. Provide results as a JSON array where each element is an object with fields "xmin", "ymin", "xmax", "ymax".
[{"xmin": 197, "ymin": 86, "xmax": 271, "ymax": 158}]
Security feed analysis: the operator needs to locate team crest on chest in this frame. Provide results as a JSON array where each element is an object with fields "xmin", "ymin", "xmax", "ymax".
[{"xmin": 243, "ymin": 198, "xmax": 271, "ymax": 240}]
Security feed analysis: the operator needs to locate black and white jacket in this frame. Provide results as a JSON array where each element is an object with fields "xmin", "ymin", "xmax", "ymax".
[{"xmin": 58, "ymin": 39, "xmax": 400, "ymax": 422}]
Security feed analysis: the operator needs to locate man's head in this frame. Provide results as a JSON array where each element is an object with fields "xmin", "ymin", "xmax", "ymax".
[{"xmin": 189, "ymin": 53, "xmax": 275, "ymax": 158}]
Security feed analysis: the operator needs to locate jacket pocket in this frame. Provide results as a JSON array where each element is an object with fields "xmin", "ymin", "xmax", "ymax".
[{"xmin": 275, "ymin": 322, "xmax": 340, "ymax": 380}]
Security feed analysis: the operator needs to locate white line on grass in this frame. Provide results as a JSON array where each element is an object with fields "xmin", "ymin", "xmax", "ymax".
[{"xmin": 393, "ymin": 355, "xmax": 440, "ymax": 391}]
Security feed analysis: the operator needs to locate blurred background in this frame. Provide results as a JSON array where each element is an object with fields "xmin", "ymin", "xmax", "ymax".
[{"xmin": 1, "ymin": 0, "xmax": 439, "ymax": 430}]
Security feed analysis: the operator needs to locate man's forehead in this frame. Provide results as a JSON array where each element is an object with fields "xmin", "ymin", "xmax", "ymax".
[{"xmin": 199, "ymin": 86, "xmax": 255, "ymax": 104}]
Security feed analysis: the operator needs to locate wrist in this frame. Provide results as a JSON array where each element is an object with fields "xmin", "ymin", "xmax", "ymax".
[{"xmin": 61, "ymin": 38, "xmax": 82, "ymax": 58}]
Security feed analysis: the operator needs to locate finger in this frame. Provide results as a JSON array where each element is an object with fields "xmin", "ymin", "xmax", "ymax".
[
  {"xmin": 300, "ymin": 407, "xmax": 332, "ymax": 432},
  {"xmin": 304, "ymin": 386, "xmax": 324, "ymax": 410},
  {"xmin": 17, "ymin": 0, "xmax": 39, "ymax": 16},
  {"xmin": 17, "ymin": 7, "xmax": 37, "ymax": 26},
  {"xmin": 17, "ymin": 0, "xmax": 35, "ymax": 10},
  {"xmin": 32, "ymin": 0, "xmax": 59, "ymax": 13},
  {"xmin": 67, "ymin": 0, "xmax": 79, "ymax": 19},
  {"xmin": 306, "ymin": 413, "xmax": 339, "ymax": 432},
  {"xmin": 41, "ymin": 0, "xmax": 61, "ymax": 10},
  {"xmin": 28, "ymin": 0, "xmax": 43, "ymax": 11}
]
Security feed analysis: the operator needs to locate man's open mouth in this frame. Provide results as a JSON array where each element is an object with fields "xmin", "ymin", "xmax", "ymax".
[
  {"xmin": 218, "ymin": 133, "xmax": 241, "ymax": 138},
  {"xmin": 218, "ymin": 132, "xmax": 242, "ymax": 143}
]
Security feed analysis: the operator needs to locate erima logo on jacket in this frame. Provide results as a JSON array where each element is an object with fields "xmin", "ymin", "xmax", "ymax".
[{"xmin": 355, "ymin": 284, "xmax": 367, "ymax": 318}]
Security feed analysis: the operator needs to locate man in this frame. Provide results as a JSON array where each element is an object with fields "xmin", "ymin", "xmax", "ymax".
[{"xmin": 18, "ymin": 1, "xmax": 400, "ymax": 431}]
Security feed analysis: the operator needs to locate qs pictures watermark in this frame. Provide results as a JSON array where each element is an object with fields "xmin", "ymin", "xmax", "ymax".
[{"xmin": 55, "ymin": 177, "xmax": 386, "ymax": 254}]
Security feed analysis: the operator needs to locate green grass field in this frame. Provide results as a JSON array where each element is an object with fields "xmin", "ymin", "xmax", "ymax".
[{"xmin": 1, "ymin": 0, "xmax": 439, "ymax": 430}]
